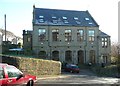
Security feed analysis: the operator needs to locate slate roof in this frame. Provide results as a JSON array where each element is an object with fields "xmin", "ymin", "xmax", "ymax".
[{"xmin": 33, "ymin": 8, "xmax": 99, "ymax": 27}]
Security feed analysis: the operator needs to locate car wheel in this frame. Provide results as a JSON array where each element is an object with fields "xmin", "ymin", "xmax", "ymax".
[
  {"xmin": 26, "ymin": 80, "xmax": 34, "ymax": 86},
  {"xmin": 70, "ymin": 70, "xmax": 73, "ymax": 73}
]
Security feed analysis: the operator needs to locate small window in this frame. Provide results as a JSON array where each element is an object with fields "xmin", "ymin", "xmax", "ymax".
[
  {"xmin": 85, "ymin": 18, "xmax": 89, "ymax": 20},
  {"xmin": 64, "ymin": 20, "xmax": 69, "ymax": 24},
  {"xmin": 27, "ymin": 37, "xmax": 31, "ymax": 42},
  {"xmin": 76, "ymin": 21, "xmax": 81, "ymax": 24},
  {"xmin": 89, "ymin": 22, "xmax": 93, "ymax": 24},
  {"xmin": 102, "ymin": 37, "xmax": 108, "ymax": 48},
  {"xmin": 52, "ymin": 16, "xmax": 57, "ymax": 19},
  {"xmin": 102, "ymin": 38, "xmax": 104, "ymax": 41},
  {"xmin": 105, "ymin": 38, "xmax": 107, "ymax": 41},
  {"xmin": 39, "ymin": 16, "xmax": 44, "ymax": 18},
  {"xmin": 53, "ymin": 20, "xmax": 58, "ymax": 24},
  {"xmin": 62, "ymin": 16, "xmax": 67, "ymax": 19},
  {"xmin": 39, "ymin": 19, "xmax": 44, "ymax": 23},
  {"xmin": 74, "ymin": 17, "xmax": 79, "ymax": 20}
]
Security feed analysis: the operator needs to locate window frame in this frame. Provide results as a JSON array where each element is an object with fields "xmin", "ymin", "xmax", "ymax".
[
  {"xmin": 52, "ymin": 29, "xmax": 59, "ymax": 42},
  {"xmin": 77, "ymin": 29, "xmax": 84, "ymax": 42},
  {"xmin": 65, "ymin": 29, "xmax": 72, "ymax": 42},
  {"xmin": 88, "ymin": 30, "xmax": 95, "ymax": 42},
  {"xmin": 62, "ymin": 16, "xmax": 67, "ymax": 20},
  {"xmin": 38, "ymin": 28, "xmax": 46, "ymax": 42},
  {"xmin": 102, "ymin": 37, "xmax": 108, "ymax": 48}
]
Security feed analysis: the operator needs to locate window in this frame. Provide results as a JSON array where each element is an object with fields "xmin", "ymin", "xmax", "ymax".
[
  {"xmin": 89, "ymin": 22, "xmax": 93, "ymax": 25},
  {"xmin": 76, "ymin": 21, "xmax": 81, "ymax": 24},
  {"xmin": 85, "ymin": 18, "xmax": 89, "ymax": 20},
  {"xmin": 39, "ymin": 15, "xmax": 44, "ymax": 18},
  {"xmin": 77, "ymin": 29, "xmax": 84, "ymax": 42},
  {"xmin": 39, "ymin": 19, "xmax": 44, "ymax": 23},
  {"xmin": 65, "ymin": 29, "xmax": 72, "ymax": 42},
  {"xmin": 52, "ymin": 29, "xmax": 59, "ymax": 41},
  {"xmin": 39, "ymin": 15, "xmax": 44, "ymax": 23},
  {"xmin": 52, "ymin": 20, "xmax": 58, "ymax": 24},
  {"xmin": 27, "ymin": 37, "xmax": 31, "ymax": 42},
  {"xmin": 6, "ymin": 66, "xmax": 22, "ymax": 78},
  {"xmin": 38, "ymin": 29, "xmax": 46, "ymax": 41},
  {"xmin": 88, "ymin": 30, "xmax": 95, "ymax": 42},
  {"xmin": 102, "ymin": 37, "xmax": 108, "ymax": 48},
  {"xmin": 64, "ymin": 20, "xmax": 69, "ymax": 24},
  {"xmin": 74, "ymin": 17, "xmax": 79, "ymax": 20},
  {"xmin": 62, "ymin": 16, "xmax": 67, "ymax": 19},
  {"xmin": 38, "ymin": 51, "xmax": 46, "ymax": 59},
  {"xmin": 52, "ymin": 16, "xmax": 57, "ymax": 19}
]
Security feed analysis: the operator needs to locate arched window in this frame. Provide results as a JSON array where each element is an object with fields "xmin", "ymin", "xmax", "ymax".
[
  {"xmin": 38, "ymin": 51, "xmax": 46, "ymax": 59},
  {"xmin": 65, "ymin": 50, "xmax": 72, "ymax": 63},
  {"xmin": 52, "ymin": 51, "xmax": 59, "ymax": 61}
]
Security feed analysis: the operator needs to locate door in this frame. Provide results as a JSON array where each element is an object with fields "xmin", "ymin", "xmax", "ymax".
[{"xmin": 78, "ymin": 50, "xmax": 84, "ymax": 64}]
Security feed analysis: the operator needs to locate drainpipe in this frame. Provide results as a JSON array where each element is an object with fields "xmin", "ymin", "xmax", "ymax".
[
  {"xmin": 84, "ymin": 27, "xmax": 87, "ymax": 64},
  {"xmin": 48, "ymin": 25, "xmax": 51, "ymax": 59}
]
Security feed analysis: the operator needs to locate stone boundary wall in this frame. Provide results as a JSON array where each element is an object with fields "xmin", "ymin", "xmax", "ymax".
[{"xmin": 1, "ymin": 55, "xmax": 61, "ymax": 76}]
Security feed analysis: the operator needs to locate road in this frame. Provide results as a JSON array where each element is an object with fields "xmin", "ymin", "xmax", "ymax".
[{"xmin": 35, "ymin": 69, "xmax": 120, "ymax": 86}]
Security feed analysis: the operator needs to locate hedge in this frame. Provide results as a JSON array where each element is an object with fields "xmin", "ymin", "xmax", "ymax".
[
  {"xmin": 91, "ymin": 65, "xmax": 118, "ymax": 77},
  {"xmin": 0, "ymin": 55, "xmax": 61, "ymax": 76}
]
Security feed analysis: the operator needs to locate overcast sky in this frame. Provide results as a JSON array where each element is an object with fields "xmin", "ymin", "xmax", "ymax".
[{"xmin": 0, "ymin": 0, "xmax": 119, "ymax": 43}]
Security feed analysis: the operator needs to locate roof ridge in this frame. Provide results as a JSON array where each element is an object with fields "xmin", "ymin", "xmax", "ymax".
[{"xmin": 35, "ymin": 7, "xmax": 86, "ymax": 12}]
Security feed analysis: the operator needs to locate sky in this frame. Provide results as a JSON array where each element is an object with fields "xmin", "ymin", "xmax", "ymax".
[{"xmin": 0, "ymin": 0, "xmax": 119, "ymax": 43}]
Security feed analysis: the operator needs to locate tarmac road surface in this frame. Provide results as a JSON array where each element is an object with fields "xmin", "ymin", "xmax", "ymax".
[{"xmin": 35, "ymin": 69, "xmax": 120, "ymax": 86}]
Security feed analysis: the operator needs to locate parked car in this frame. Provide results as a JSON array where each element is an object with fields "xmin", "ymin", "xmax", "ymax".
[
  {"xmin": 0, "ymin": 63, "xmax": 37, "ymax": 86},
  {"xmin": 64, "ymin": 64, "xmax": 80, "ymax": 73}
]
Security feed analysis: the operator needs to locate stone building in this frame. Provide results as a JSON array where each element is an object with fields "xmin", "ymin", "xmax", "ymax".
[
  {"xmin": 23, "ymin": 6, "xmax": 111, "ymax": 64},
  {"xmin": 0, "ymin": 32, "xmax": 2, "ymax": 54}
]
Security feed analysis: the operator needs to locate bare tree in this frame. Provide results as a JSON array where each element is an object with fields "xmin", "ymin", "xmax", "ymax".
[
  {"xmin": 0, "ymin": 28, "xmax": 16, "ymax": 39},
  {"xmin": 111, "ymin": 42, "xmax": 118, "ymax": 63},
  {"xmin": 0, "ymin": 28, "xmax": 22, "ymax": 44},
  {"xmin": 111, "ymin": 42, "xmax": 118, "ymax": 57}
]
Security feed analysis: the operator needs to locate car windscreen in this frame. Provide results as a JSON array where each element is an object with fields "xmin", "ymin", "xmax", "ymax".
[{"xmin": 6, "ymin": 66, "xmax": 23, "ymax": 78}]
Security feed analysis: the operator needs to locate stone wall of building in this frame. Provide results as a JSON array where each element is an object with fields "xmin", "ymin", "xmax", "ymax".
[{"xmin": 32, "ymin": 25, "xmax": 103, "ymax": 64}]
